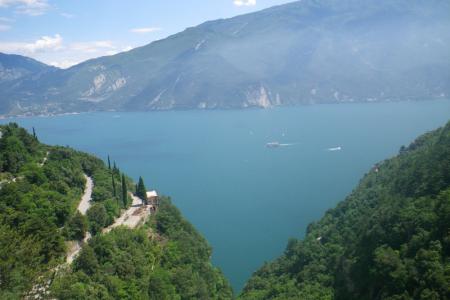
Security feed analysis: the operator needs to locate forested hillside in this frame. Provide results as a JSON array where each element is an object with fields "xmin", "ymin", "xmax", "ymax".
[
  {"xmin": 51, "ymin": 198, "xmax": 233, "ymax": 299},
  {"xmin": 240, "ymin": 121, "xmax": 450, "ymax": 300},
  {"xmin": 0, "ymin": 123, "xmax": 232, "ymax": 299}
]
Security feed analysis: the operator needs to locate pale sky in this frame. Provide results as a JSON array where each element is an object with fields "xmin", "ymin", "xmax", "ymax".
[{"xmin": 0, "ymin": 0, "xmax": 294, "ymax": 68}]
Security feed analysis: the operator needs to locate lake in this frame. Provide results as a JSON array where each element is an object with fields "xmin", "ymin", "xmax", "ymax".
[{"xmin": 3, "ymin": 100, "xmax": 450, "ymax": 292}]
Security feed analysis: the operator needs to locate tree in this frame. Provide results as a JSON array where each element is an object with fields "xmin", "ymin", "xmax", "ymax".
[
  {"xmin": 87, "ymin": 203, "xmax": 107, "ymax": 235},
  {"xmin": 136, "ymin": 176, "xmax": 147, "ymax": 205},
  {"xmin": 74, "ymin": 245, "xmax": 98, "ymax": 276},
  {"xmin": 66, "ymin": 211, "xmax": 88, "ymax": 240},
  {"xmin": 107, "ymin": 155, "xmax": 111, "ymax": 170},
  {"xmin": 32, "ymin": 127, "xmax": 37, "ymax": 140},
  {"xmin": 112, "ymin": 173, "xmax": 116, "ymax": 198},
  {"xmin": 121, "ymin": 173, "xmax": 127, "ymax": 207}
]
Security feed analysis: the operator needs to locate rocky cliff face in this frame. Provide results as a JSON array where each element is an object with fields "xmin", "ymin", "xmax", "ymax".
[{"xmin": 1, "ymin": 0, "xmax": 450, "ymax": 116}]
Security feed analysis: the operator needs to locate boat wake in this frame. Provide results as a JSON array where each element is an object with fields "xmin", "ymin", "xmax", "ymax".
[
  {"xmin": 327, "ymin": 146, "xmax": 342, "ymax": 151},
  {"xmin": 266, "ymin": 142, "xmax": 298, "ymax": 148}
]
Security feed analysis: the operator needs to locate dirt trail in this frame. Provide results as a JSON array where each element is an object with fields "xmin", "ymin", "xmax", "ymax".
[
  {"xmin": 66, "ymin": 174, "xmax": 93, "ymax": 263},
  {"xmin": 39, "ymin": 151, "xmax": 49, "ymax": 167},
  {"xmin": 77, "ymin": 175, "xmax": 93, "ymax": 215},
  {"xmin": 27, "ymin": 174, "xmax": 94, "ymax": 299},
  {"xmin": 104, "ymin": 194, "xmax": 151, "ymax": 233}
]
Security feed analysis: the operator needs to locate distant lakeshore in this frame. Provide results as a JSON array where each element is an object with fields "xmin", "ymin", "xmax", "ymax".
[{"xmin": 2, "ymin": 97, "xmax": 449, "ymax": 120}]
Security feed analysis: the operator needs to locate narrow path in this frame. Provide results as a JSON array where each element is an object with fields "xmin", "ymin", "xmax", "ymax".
[
  {"xmin": 77, "ymin": 175, "xmax": 93, "ymax": 215},
  {"xmin": 66, "ymin": 174, "xmax": 93, "ymax": 264},
  {"xmin": 27, "ymin": 174, "xmax": 94, "ymax": 299},
  {"xmin": 38, "ymin": 151, "xmax": 49, "ymax": 167},
  {"xmin": 27, "ymin": 178, "xmax": 153, "ymax": 299}
]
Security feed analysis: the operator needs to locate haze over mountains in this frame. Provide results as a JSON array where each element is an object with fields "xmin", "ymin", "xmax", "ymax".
[{"xmin": 1, "ymin": 0, "xmax": 449, "ymax": 116}]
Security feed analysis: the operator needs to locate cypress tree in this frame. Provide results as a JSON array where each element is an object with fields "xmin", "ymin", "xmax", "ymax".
[
  {"xmin": 137, "ymin": 176, "xmax": 147, "ymax": 205},
  {"xmin": 107, "ymin": 155, "xmax": 111, "ymax": 170},
  {"xmin": 121, "ymin": 173, "xmax": 127, "ymax": 207},
  {"xmin": 112, "ymin": 173, "xmax": 117, "ymax": 198},
  {"xmin": 113, "ymin": 161, "xmax": 120, "ymax": 176},
  {"xmin": 32, "ymin": 127, "xmax": 37, "ymax": 140}
]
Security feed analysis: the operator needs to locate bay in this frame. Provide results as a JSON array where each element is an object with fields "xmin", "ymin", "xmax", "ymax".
[{"xmin": 3, "ymin": 100, "xmax": 450, "ymax": 292}]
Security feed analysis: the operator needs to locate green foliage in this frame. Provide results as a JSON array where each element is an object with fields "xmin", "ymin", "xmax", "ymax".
[
  {"xmin": 65, "ymin": 211, "xmax": 88, "ymax": 241},
  {"xmin": 0, "ymin": 123, "xmax": 131, "ymax": 298},
  {"xmin": 137, "ymin": 176, "xmax": 147, "ymax": 204},
  {"xmin": 0, "ymin": 123, "xmax": 40, "ymax": 173},
  {"xmin": 121, "ymin": 173, "xmax": 128, "ymax": 207},
  {"xmin": 51, "ymin": 198, "xmax": 233, "ymax": 299},
  {"xmin": 240, "ymin": 121, "xmax": 450, "ymax": 300},
  {"xmin": 87, "ymin": 203, "xmax": 108, "ymax": 235},
  {"xmin": 111, "ymin": 173, "xmax": 116, "ymax": 198}
]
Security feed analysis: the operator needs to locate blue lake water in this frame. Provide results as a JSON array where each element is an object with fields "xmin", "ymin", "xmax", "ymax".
[{"xmin": 3, "ymin": 100, "xmax": 450, "ymax": 292}]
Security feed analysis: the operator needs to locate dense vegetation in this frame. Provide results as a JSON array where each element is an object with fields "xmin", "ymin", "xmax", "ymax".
[
  {"xmin": 51, "ymin": 197, "xmax": 233, "ymax": 299},
  {"xmin": 0, "ymin": 123, "xmax": 232, "ymax": 299},
  {"xmin": 240, "ymin": 121, "xmax": 450, "ymax": 299},
  {"xmin": 0, "ymin": 123, "xmax": 85, "ymax": 298}
]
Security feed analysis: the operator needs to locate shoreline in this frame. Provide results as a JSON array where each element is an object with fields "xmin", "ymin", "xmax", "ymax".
[{"xmin": 1, "ymin": 98, "xmax": 449, "ymax": 120}]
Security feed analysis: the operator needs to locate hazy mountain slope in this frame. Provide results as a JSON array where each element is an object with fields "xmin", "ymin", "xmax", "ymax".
[
  {"xmin": 1, "ymin": 0, "xmax": 450, "ymax": 116},
  {"xmin": 239, "ymin": 121, "xmax": 450, "ymax": 299},
  {"xmin": 0, "ymin": 53, "xmax": 56, "ymax": 114},
  {"xmin": 0, "ymin": 53, "xmax": 53, "ymax": 82}
]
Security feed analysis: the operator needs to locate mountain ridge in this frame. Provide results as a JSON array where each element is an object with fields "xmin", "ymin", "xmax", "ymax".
[{"xmin": 1, "ymin": 0, "xmax": 449, "ymax": 116}]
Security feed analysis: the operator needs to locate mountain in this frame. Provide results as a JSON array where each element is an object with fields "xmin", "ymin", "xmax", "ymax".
[
  {"xmin": 0, "ymin": 123, "xmax": 232, "ymax": 299},
  {"xmin": 1, "ymin": 0, "xmax": 450, "ymax": 116},
  {"xmin": 0, "ymin": 53, "xmax": 56, "ymax": 114},
  {"xmin": 0, "ymin": 53, "xmax": 54, "ymax": 82},
  {"xmin": 239, "ymin": 120, "xmax": 450, "ymax": 299}
]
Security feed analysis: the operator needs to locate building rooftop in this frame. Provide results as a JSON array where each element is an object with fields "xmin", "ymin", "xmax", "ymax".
[{"xmin": 146, "ymin": 190, "xmax": 158, "ymax": 198}]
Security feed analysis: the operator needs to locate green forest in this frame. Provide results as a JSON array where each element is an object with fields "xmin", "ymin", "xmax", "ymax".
[
  {"xmin": 51, "ymin": 198, "xmax": 233, "ymax": 299},
  {"xmin": 0, "ymin": 123, "xmax": 232, "ymax": 299},
  {"xmin": 239, "ymin": 122, "xmax": 450, "ymax": 300}
]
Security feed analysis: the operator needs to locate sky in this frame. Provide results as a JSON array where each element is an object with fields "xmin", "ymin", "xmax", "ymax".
[{"xmin": 0, "ymin": 0, "xmax": 294, "ymax": 68}]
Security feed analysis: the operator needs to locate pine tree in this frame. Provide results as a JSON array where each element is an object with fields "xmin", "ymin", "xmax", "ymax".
[
  {"xmin": 137, "ymin": 176, "xmax": 147, "ymax": 205},
  {"xmin": 121, "ymin": 173, "xmax": 127, "ymax": 207}
]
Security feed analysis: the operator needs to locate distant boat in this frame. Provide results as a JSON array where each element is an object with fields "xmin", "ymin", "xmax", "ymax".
[
  {"xmin": 328, "ymin": 146, "xmax": 342, "ymax": 151},
  {"xmin": 266, "ymin": 142, "xmax": 281, "ymax": 148}
]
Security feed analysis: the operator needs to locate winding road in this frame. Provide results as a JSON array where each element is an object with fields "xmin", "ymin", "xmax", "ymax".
[
  {"xmin": 28, "ymin": 174, "xmax": 151, "ymax": 299},
  {"xmin": 67, "ymin": 176, "xmax": 151, "ymax": 262},
  {"xmin": 66, "ymin": 174, "xmax": 93, "ymax": 264}
]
